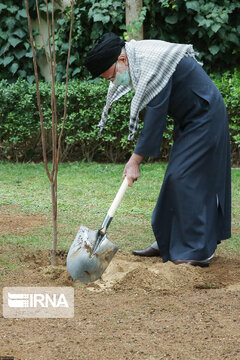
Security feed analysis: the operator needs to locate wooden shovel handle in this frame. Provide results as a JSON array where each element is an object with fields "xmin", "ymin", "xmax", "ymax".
[{"xmin": 107, "ymin": 177, "xmax": 129, "ymax": 218}]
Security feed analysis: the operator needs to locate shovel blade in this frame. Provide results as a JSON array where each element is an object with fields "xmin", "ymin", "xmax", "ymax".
[{"xmin": 66, "ymin": 225, "xmax": 118, "ymax": 283}]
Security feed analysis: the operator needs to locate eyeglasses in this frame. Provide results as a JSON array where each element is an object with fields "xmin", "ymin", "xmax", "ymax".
[{"xmin": 107, "ymin": 62, "xmax": 117, "ymax": 82}]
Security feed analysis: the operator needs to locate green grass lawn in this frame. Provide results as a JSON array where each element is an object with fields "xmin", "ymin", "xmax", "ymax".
[{"xmin": 0, "ymin": 161, "xmax": 239, "ymax": 256}]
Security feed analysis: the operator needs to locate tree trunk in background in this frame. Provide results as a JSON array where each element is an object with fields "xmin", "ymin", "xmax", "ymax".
[{"xmin": 125, "ymin": 0, "xmax": 143, "ymax": 40}]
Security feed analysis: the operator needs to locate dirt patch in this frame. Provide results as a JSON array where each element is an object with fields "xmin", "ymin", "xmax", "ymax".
[
  {"xmin": 22, "ymin": 249, "xmax": 67, "ymax": 267},
  {"xmin": 1, "ymin": 241, "xmax": 240, "ymax": 360},
  {"xmin": 0, "ymin": 205, "xmax": 46, "ymax": 236}
]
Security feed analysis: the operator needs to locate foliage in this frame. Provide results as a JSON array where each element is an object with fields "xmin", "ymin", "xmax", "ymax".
[
  {"xmin": 0, "ymin": 0, "xmax": 31, "ymax": 82},
  {"xmin": 1, "ymin": 0, "xmax": 239, "ymax": 82},
  {"xmin": 54, "ymin": 0, "xmax": 125, "ymax": 81},
  {"xmin": 0, "ymin": 0, "xmax": 124, "ymax": 82},
  {"xmin": 0, "ymin": 0, "xmax": 60, "ymax": 83},
  {"xmin": 0, "ymin": 71, "xmax": 240, "ymax": 163},
  {"xmin": 51, "ymin": 0, "xmax": 240, "ymax": 79},
  {"xmin": 143, "ymin": 0, "xmax": 240, "ymax": 72}
]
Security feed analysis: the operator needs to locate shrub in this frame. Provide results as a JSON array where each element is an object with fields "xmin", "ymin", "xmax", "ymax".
[
  {"xmin": 0, "ymin": 71, "xmax": 239, "ymax": 164},
  {"xmin": 211, "ymin": 69, "xmax": 240, "ymax": 164},
  {"xmin": 0, "ymin": 79, "xmax": 136, "ymax": 162}
]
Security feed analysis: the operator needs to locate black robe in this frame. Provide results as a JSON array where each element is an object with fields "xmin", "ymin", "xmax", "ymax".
[{"xmin": 134, "ymin": 56, "xmax": 231, "ymax": 262}]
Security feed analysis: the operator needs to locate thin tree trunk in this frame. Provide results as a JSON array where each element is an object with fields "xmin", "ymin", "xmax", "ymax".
[
  {"xmin": 50, "ymin": 180, "xmax": 58, "ymax": 265},
  {"xmin": 25, "ymin": 0, "xmax": 75, "ymax": 266}
]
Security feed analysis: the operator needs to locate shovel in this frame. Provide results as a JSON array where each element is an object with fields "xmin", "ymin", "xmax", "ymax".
[{"xmin": 66, "ymin": 177, "xmax": 129, "ymax": 283}]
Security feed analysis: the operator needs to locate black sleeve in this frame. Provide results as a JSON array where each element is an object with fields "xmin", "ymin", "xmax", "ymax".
[{"xmin": 134, "ymin": 78, "xmax": 172, "ymax": 158}]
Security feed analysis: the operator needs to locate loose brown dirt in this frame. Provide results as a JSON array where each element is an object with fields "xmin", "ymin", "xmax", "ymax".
[
  {"xmin": 0, "ymin": 205, "xmax": 47, "ymax": 236},
  {"xmin": 0, "ymin": 211, "xmax": 240, "ymax": 360}
]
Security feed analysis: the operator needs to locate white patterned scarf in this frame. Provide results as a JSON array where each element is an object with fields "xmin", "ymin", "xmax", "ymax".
[{"xmin": 98, "ymin": 39, "xmax": 199, "ymax": 140}]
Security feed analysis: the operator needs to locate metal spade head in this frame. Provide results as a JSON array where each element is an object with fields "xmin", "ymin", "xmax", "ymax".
[{"xmin": 66, "ymin": 225, "xmax": 118, "ymax": 283}]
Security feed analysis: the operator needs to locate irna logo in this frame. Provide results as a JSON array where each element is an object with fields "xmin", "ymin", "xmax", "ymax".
[
  {"xmin": 3, "ymin": 287, "xmax": 74, "ymax": 318},
  {"xmin": 8, "ymin": 292, "xmax": 69, "ymax": 308}
]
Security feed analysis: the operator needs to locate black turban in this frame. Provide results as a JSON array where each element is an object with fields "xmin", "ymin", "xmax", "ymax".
[{"xmin": 84, "ymin": 33, "xmax": 125, "ymax": 78}]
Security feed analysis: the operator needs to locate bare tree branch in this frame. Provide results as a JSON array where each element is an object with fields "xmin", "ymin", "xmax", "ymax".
[
  {"xmin": 56, "ymin": 0, "xmax": 75, "ymax": 167},
  {"xmin": 24, "ymin": 0, "xmax": 51, "ymax": 181}
]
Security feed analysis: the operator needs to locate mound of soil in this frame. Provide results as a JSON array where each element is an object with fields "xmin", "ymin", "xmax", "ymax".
[{"xmin": 86, "ymin": 257, "xmax": 205, "ymax": 293}]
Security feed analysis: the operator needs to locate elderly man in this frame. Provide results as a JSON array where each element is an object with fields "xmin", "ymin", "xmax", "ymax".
[{"xmin": 84, "ymin": 33, "xmax": 231, "ymax": 267}]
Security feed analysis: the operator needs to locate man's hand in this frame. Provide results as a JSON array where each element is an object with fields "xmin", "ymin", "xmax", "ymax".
[{"xmin": 123, "ymin": 153, "xmax": 144, "ymax": 187}]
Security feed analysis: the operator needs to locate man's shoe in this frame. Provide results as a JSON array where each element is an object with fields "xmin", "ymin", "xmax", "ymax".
[
  {"xmin": 172, "ymin": 259, "xmax": 210, "ymax": 268},
  {"xmin": 172, "ymin": 253, "xmax": 214, "ymax": 267},
  {"xmin": 132, "ymin": 246, "xmax": 161, "ymax": 257}
]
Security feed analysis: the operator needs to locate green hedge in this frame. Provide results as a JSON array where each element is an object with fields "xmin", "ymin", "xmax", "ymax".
[
  {"xmin": 0, "ymin": 70, "xmax": 239, "ymax": 164},
  {"xmin": 0, "ymin": 79, "xmax": 136, "ymax": 162}
]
